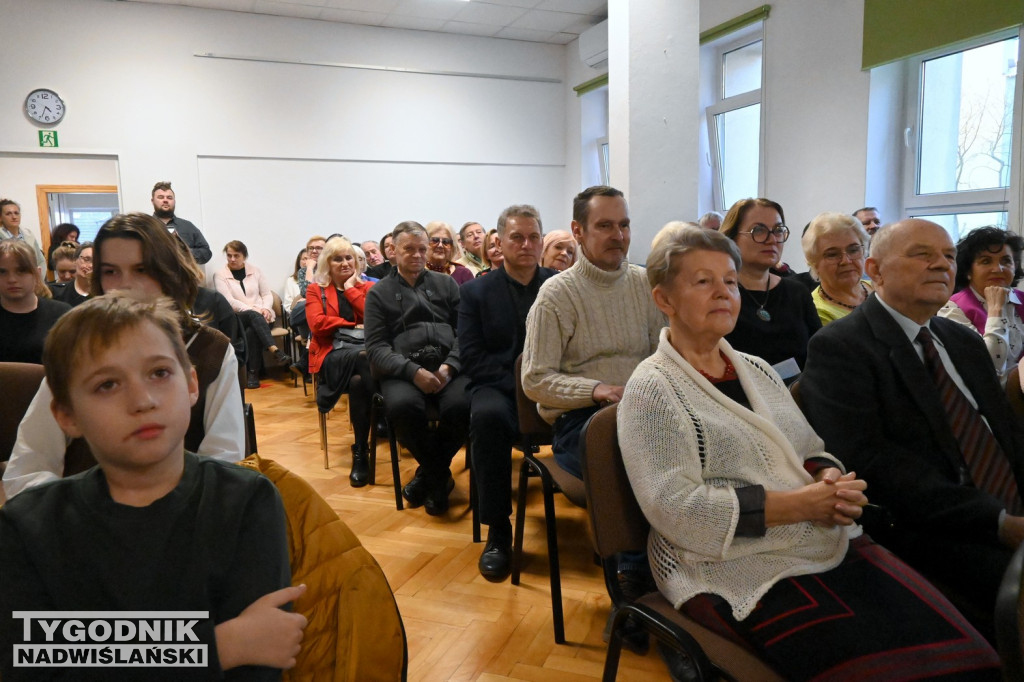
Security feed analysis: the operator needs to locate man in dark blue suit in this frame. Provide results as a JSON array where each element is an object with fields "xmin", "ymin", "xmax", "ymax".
[
  {"xmin": 458, "ymin": 205, "xmax": 556, "ymax": 581},
  {"xmin": 801, "ymin": 219, "xmax": 1024, "ymax": 635}
]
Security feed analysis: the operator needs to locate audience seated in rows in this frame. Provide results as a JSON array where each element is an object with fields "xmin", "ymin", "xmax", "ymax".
[
  {"xmin": 48, "ymin": 243, "xmax": 78, "ymax": 284},
  {"xmin": 801, "ymin": 218, "xmax": 1024, "ymax": 641},
  {"xmin": 46, "ymin": 222, "xmax": 79, "ymax": 273},
  {"xmin": 720, "ymin": 197, "xmax": 821, "ymax": 378},
  {"xmin": 801, "ymin": 212, "xmax": 873, "ymax": 325},
  {"xmin": 938, "ymin": 226, "xmax": 1024, "ymax": 387},
  {"xmin": 365, "ymin": 231, "xmax": 395, "ymax": 280},
  {"xmin": 281, "ymin": 246, "xmax": 306, "ymax": 314},
  {"xmin": 287, "ymin": 235, "xmax": 327, "ymax": 375},
  {"xmin": 425, "ymin": 221, "xmax": 474, "ymax": 285},
  {"xmin": 475, "ymin": 228, "xmax": 503, "ymax": 276},
  {"xmin": 456, "ymin": 221, "xmax": 486, "ymax": 275},
  {"xmin": 853, "ymin": 205, "xmax": 883, "ymax": 237},
  {"xmin": 3, "ymin": 212, "xmax": 244, "ymax": 500},
  {"xmin": 361, "ymin": 239, "xmax": 385, "ymax": 267},
  {"xmin": 306, "ymin": 237, "xmax": 375, "ymax": 487},
  {"xmin": 539, "ymin": 229, "xmax": 576, "ymax": 272},
  {"xmin": 50, "ymin": 241, "xmax": 94, "ymax": 308},
  {"xmin": 619, "ymin": 222, "xmax": 1000, "ymax": 678},
  {"xmin": 0, "ymin": 239, "xmax": 70, "ymax": 364},
  {"xmin": 214, "ymin": 240, "xmax": 291, "ymax": 389},
  {"xmin": 365, "ymin": 221, "xmax": 470, "ymax": 517},
  {"xmin": 458, "ymin": 205, "xmax": 556, "ymax": 582}
]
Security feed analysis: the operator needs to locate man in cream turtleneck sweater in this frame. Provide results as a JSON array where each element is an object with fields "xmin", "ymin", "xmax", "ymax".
[{"xmin": 522, "ymin": 186, "xmax": 665, "ymax": 479}]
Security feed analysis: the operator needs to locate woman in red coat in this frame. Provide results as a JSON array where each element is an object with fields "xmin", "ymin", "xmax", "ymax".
[{"xmin": 306, "ymin": 237, "xmax": 375, "ymax": 487}]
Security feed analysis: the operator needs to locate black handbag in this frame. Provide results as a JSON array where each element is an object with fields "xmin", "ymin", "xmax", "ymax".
[{"xmin": 321, "ymin": 286, "xmax": 365, "ymax": 349}]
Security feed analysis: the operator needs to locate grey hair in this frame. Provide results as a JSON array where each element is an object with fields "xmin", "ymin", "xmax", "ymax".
[
  {"xmin": 391, "ymin": 220, "xmax": 427, "ymax": 244},
  {"xmin": 698, "ymin": 211, "xmax": 724, "ymax": 228},
  {"xmin": 646, "ymin": 221, "xmax": 741, "ymax": 289},
  {"xmin": 802, "ymin": 212, "xmax": 869, "ymax": 275},
  {"xmin": 496, "ymin": 204, "xmax": 543, "ymax": 237},
  {"xmin": 425, "ymin": 220, "xmax": 463, "ymax": 260}
]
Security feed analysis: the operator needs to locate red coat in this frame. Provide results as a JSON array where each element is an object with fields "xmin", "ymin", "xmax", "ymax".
[{"xmin": 306, "ymin": 281, "xmax": 373, "ymax": 374}]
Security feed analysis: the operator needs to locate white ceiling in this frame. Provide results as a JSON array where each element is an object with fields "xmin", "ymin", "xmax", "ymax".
[{"xmin": 122, "ymin": 0, "xmax": 608, "ymax": 44}]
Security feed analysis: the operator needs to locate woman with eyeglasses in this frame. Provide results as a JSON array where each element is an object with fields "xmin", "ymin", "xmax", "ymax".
[
  {"xmin": 720, "ymin": 198, "xmax": 821, "ymax": 374},
  {"xmin": 938, "ymin": 226, "xmax": 1024, "ymax": 386},
  {"xmin": 425, "ymin": 221, "xmax": 474, "ymax": 285},
  {"xmin": 801, "ymin": 212, "xmax": 873, "ymax": 325}
]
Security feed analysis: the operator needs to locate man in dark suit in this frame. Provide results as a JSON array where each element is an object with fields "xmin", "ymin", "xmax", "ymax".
[
  {"xmin": 458, "ymin": 205, "xmax": 555, "ymax": 581},
  {"xmin": 801, "ymin": 218, "xmax": 1024, "ymax": 632}
]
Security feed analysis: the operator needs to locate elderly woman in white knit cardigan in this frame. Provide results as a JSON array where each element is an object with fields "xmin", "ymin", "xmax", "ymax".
[{"xmin": 616, "ymin": 223, "xmax": 998, "ymax": 680}]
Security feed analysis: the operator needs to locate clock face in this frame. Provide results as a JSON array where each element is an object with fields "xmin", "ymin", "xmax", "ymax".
[{"xmin": 25, "ymin": 89, "xmax": 65, "ymax": 124}]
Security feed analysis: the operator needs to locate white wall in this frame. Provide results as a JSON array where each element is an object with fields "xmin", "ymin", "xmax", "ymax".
[
  {"xmin": 0, "ymin": 0, "xmax": 567, "ymax": 282},
  {"xmin": 700, "ymin": 0, "xmax": 871, "ymax": 269}
]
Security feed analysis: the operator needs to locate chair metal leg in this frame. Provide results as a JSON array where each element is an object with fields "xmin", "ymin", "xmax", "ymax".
[
  {"xmin": 540, "ymin": 470, "xmax": 565, "ymax": 644},
  {"xmin": 318, "ymin": 409, "xmax": 328, "ymax": 469},
  {"xmin": 602, "ymin": 608, "xmax": 629, "ymax": 682},
  {"xmin": 368, "ymin": 394, "xmax": 382, "ymax": 484},
  {"xmin": 389, "ymin": 418, "xmax": 403, "ymax": 510},
  {"xmin": 511, "ymin": 457, "xmax": 532, "ymax": 585}
]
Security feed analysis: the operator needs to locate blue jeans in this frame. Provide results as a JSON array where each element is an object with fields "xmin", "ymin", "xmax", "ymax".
[{"xmin": 551, "ymin": 405, "xmax": 602, "ymax": 479}]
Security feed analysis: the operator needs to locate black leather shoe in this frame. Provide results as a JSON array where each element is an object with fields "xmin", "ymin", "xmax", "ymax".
[
  {"xmin": 245, "ymin": 369, "xmax": 260, "ymax": 389},
  {"xmin": 349, "ymin": 444, "xmax": 369, "ymax": 488},
  {"xmin": 424, "ymin": 473, "xmax": 455, "ymax": 516},
  {"xmin": 478, "ymin": 537, "xmax": 512, "ymax": 582},
  {"xmin": 402, "ymin": 469, "xmax": 431, "ymax": 508}
]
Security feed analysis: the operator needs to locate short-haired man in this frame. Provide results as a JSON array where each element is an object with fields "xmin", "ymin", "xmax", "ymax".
[
  {"xmin": 365, "ymin": 221, "xmax": 471, "ymax": 516},
  {"xmin": 456, "ymin": 222, "xmax": 487, "ymax": 275},
  {"xmin": 366, "ymin": 232, "xmax": 395, "ymax": 280},
  {"xmin": 697, "ymin": 210, "xmax": 723, "ymax": 231},
  {"xmin": 523, "ymin": 186, "xmax": 665, "ymax": 479},
  {"xmin": 151, "ymin": 181, "xmax": 212, "ymax": 264},
  {"xmin": 361, "ymin": 240, "xmax": 384, "ymax": 267},
  {"xmin": 801, "ymin": 219, "xmax": 1024, "ymax": 637},
  {"xmin": 853, "ymin": 206, "xmax": 882, "ymax": 237},
  {"xmin": 458, "ymin": 205, "xmax": 556, "ymax": 581}
]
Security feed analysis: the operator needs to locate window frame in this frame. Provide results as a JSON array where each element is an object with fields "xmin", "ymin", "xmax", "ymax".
[
  {"xmin": 705, "ymin": 28, "xmax": 765, "ymax": 212},
  {"xmin": 901, "ymin": 28, "xmax": 1023, "ymax": 230}
]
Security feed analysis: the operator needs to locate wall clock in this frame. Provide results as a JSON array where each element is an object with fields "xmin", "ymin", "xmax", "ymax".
[{"xmin": 25, "ymin": 89, "xmax": 65, "ymax": 124}]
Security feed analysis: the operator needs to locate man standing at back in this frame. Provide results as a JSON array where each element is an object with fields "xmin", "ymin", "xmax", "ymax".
[
  {"xmin": 151, "ymin": 181, "xmax": 212, "ymax": 264},
  {"xmin": 522, "ymin": 186, "xmax": 664, "ymax": 479},
  {"xmin": 801, "ymin": 218, "xmax": 1024, "ymax": 636},
  {"xmin": 458, "ymin": 205, "xmax": 555, "ymax": 581}
]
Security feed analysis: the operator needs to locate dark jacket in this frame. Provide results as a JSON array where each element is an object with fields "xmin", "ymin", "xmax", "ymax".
[
  {"xmin": 364, "ymin": 268, "xmax": 461, "ymax": 382},
  {"xmin": 163, "ymin": 215, "xmax": 212, "ymax": 264},
  {"xmin": 800, "ymin": 293, "xmax": 1024, "ymax": 544},
  {"xmin": 457, "ymin": 265, "xmax": 556, "ymax": 396}
]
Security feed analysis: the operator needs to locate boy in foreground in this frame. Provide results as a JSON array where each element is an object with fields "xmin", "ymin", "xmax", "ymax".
[{"xmin": 0, "ymin": 293, "xmax": 306, "ymax": 680}]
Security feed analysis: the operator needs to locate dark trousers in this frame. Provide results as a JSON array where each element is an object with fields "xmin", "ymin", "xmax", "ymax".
[
  {"xmin": 552, "ymin": 405, "xmax": 602, "ymax": 479},
  {"xmin": 469, "ymin": 387, "xmax": 517, "ymax": 530},
  {"xmin": 237, "ymin": 310, "xmax": 276, "ymax": 372},
  {"xmin": 381, "ymin": 375, "xmax": 471, "ymax": 481}
]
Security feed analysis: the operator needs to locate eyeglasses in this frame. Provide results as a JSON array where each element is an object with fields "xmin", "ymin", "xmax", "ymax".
[
  {"xmin": 429, "ymin": 237, "xmax": 453, "ymax": 247},
  {"xmin": 821, "ymin": 244, "xmax": 864, "ymax": 263},
  {"xmin": 307, "ymin": 246, "xmax": 323, "ymax": 252},
  {"xmin": 737, "ymin": 224, "xmax": 790, "ymax": 243}
]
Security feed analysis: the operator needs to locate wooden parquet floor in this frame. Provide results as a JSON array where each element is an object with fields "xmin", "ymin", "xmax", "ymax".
[{"xmin": 248, "ymin": 371, "xmax": 674, "ymax": 681}]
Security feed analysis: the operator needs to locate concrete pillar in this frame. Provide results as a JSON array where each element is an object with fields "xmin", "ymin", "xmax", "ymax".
[{"xmin": 608, "ymin": 0, "xmax": 700, "ymax": 261}]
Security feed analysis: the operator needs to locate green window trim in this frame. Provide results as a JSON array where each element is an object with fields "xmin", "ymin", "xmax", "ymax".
[
  {"xmin": 699, "ymin": 5, "xmax": 770, "ymax": 45},
  {"xmin": 573, "ymin": 73, "xmax": 609, "ymax": 97}
]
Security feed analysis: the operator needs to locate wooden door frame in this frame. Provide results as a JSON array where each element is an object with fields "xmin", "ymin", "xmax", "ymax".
[{"xmin": 35, "ymin": 184, "xmax": 118, "ymax": 276}]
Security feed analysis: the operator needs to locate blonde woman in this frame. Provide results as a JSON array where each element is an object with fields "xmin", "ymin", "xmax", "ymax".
[{"xmin": 0, "ymin": 239, "xmax": 69, "ymax": 363}]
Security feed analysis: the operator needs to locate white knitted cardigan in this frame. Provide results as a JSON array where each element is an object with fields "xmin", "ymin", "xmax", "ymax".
[
  {"xmin": 522, "ymin": 250, "xmax": 665, "ymax": 423},
  {"xmin": 618, "ymin": 329, "xmax": 852, "ymax": 620}
]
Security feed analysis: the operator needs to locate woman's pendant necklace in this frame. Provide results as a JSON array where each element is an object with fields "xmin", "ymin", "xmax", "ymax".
[{"xmin": 743, "ymin": 277, "xmax": 772, "ymax": 322}]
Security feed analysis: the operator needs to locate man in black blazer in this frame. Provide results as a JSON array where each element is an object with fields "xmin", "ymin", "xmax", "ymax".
[
  {"xmin": 458, "ymin": 205, "xmax": 555, "ymax": 581},
  {"xmin": 801, "ymin": 218, "xmax": 1024, "ymax": 631}
]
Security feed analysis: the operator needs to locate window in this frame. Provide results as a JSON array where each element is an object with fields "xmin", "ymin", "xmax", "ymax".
[
  {"xmin": 905, "ymin": 32, "xmax": 1020, "ymax": 240},
  {"xmin": 706, "ymin": 34, "xmax": 763, "ymax": 211}
]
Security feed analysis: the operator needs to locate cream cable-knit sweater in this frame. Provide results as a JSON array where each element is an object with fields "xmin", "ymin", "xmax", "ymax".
[
  {"xmin": 618, "ymin": 330, "xmax": 852, "ymax": 620},
  {"xmin": 522, "ymin": 250, "xmax": 665, "ymax": 423}
]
